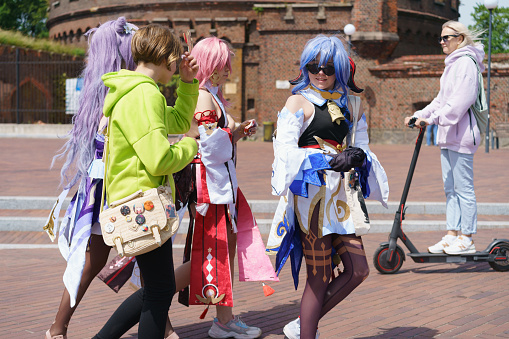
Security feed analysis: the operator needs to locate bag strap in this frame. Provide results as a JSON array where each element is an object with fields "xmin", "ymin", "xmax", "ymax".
[
  {"xmin": 348, "ymin": 95, "xmax": 361, "ymax": 147},
  {"xmin": 99, "ymin": 122, "xmax": 170, "ymax": 212},
  {"xmin": 460, "ymin": 55, "xmax": 484, "ymax": 111},
  {"xmin": 460, "ymin": 54, "xmax": 485, "ymax": 143},
  {"xmin": 100, "ymin": 122, "xmax": 109, "ymax": 213},
  {"xmin": 346, "ymin": 95, "xmax": 361, "ymax": 177},
  {"xmin": 109, "ymin": 190, "xmax": 144, "ymax": 208}
]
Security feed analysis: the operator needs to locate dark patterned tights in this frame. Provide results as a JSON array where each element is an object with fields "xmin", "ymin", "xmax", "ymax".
[{"xmin": 299, "ymin": 202, "xmax": 369, "ymax": 339}]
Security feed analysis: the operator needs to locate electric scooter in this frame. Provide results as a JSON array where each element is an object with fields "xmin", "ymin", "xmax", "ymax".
[{"xmin": 373, "ymin": 118, "xmax": 509, "ymax": 274}]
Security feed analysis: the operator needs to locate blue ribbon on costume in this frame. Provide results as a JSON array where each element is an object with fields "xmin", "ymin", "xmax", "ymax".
[
  {"xmin": 275, "ymin": 217, "xmax": 303, "ymax": 290},
  {"xmin": 355, "ymin": 151, "xmax": 373, "ymax": 199},
  {"xmin": 281, "ymin": 152, "xmax": 330, "ymax": 288},
  {"xmin": 289, "ymin": 153, "xmax": 330, "ymax": 198}
]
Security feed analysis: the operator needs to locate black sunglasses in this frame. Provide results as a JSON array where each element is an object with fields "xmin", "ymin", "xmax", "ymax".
[
  {"xmin": 438, "ymin": 34, "xmax": 460, "ymax": 43},
  {"xmin": 306, "ymin": 63, "xmax": 335, "ymax": 76}
]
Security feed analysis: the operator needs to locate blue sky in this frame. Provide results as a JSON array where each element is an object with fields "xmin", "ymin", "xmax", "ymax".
[
  {"xmin": 459, "ymin": 0, "xmax": 480, "ymax": 28},
  {"xmin": 458, "ymin": 0, "xmax": 508, "ymax": 27}
]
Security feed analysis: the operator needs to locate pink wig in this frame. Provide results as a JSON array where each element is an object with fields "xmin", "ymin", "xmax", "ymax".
[{"xmin": 191, "ymin": 37, "xmax": 234, "ymax": 107}]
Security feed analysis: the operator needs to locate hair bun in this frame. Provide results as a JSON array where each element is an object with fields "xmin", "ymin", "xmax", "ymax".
[{"xmin": 114, "ymin": 17, "xmax": 127, "ymax": 34}]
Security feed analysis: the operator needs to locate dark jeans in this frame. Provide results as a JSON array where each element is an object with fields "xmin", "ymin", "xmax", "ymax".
[{"xmin": 93, "ymin": 239, "xmax": 175, "ymax": 339}]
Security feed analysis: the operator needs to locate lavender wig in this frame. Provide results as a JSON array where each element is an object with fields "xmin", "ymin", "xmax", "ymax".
[
  {"xmin": 52, "ymin": 17, "xmax": 138, "ymax": 189},
  {"xmin": 292, "ymin": 35, "xmax": 350, "ymax": 97}
]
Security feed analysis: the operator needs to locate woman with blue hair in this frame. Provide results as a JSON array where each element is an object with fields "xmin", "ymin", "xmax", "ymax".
[{"xmin": 267, "ymin": 35, "xmax": 389, "ymax": 338}]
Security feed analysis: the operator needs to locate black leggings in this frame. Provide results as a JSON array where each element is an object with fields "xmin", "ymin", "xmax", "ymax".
[{"xmin": 93, "ymin": 239, "xmax": 176, "ymax": 339}]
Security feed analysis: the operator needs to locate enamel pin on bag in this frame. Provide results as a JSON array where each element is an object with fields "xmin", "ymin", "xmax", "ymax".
[
  {"xmin": 99, "ymin": 124, "xmax": 179, "ymax": 257},
  {"xmin": 345, "ymin": 95, "xmax": 370, "ymax": 236}
]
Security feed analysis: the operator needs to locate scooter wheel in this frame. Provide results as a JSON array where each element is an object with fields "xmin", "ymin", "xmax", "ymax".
[
  {"xmin": 373, "ymin": 245, "xmax": 404, "ymax": 274},
  {"xmin": 489, "ymin": 242, "xmax": 509, "ymax": 272}
]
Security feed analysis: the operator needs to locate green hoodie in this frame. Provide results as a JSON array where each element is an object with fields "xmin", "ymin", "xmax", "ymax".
[{"xmin": 102, "ymin": 69, "xmax": 198, "ymax": 204}]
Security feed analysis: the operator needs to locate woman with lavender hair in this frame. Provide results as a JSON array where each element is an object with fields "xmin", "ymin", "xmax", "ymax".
[{"xmin": 43, "ymin": 17, "xmax": 138, "ymax": 339}]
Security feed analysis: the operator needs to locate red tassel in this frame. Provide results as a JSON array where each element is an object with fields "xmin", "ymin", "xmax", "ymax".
[
  {"xmin": 199, "ymin": 304, "xmax": 210, "ymax": 319},
  {"xmin": 262, "ymin": 282, "xmax": 275, "ymax": 297}
]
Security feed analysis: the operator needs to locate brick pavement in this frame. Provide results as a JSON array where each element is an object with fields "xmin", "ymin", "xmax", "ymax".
[
  {"xmin": 1, "ymin": 137, "xmax": 509, "ymax": 338},
  {"xmin": 1, "ymin": 229, "xmax": 509, "ymax": 339},
  {"xmin": 1, "ymin": 137, "xmax": 508, "ymax": 203}
]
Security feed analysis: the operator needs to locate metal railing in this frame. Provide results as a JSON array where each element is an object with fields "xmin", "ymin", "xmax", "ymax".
[{"xmin": 0, "ymin": 47, "xmax": 83, "ymax": 124}]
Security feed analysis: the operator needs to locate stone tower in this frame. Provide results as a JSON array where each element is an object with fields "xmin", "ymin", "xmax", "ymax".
[{"xmin": 47, "ymin": 0, "xmax": 466, "ymax": 142}]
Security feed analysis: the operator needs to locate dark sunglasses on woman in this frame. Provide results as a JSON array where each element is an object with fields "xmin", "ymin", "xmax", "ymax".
[
  {"xmin": 438, "ymin": 34, "xmax": 460, "ymax": 43},
  {"xmin": 306, "ymin": 63, "xmax": 335, "ymax": 76}
]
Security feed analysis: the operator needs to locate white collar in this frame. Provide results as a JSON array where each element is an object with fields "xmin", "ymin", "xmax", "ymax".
[
  {"xmin": 204, "ymin": 80, "xmax": 220, "ymax": 95},
  {"xmin": 203, "ymin": 80, "xmax": 226, "ymax": 117},
  {"xmin": 298, "ymin": 85, "xmax": 347, "ymax": 108}
]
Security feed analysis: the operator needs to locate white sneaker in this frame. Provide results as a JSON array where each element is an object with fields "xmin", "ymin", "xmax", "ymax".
[
  {"xmin": 428, "ymin": 235, "xmax": 457, "ymax": 253},
  {"xmin": 208, "ymin": 316, "xmax": 261, "ymax": 339},
  {"xmin": 444, "ymin": 235, "xmax": 476, "ymax": 255},
  {"xmin": 283, "ymin": 317, "xmax": 320, "ymax": 339}
]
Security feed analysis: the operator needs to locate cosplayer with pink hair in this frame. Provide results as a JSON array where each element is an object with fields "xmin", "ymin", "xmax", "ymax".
[
  {"xmin": 167, "ymin": 36, "xmax": 278, "ymax": 339},
  {"xmin": 192, "ymin": 37, "xmax": 232, "ymax": 109},
  {"xmin": 44, "ymin": 17, "xmax": 137, "ymax": 339}
]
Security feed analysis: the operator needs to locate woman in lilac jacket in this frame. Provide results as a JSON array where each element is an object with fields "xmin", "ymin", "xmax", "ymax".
[{"xmin": 405, "ymin": 20, "xmax": 484, "ymax": 255}]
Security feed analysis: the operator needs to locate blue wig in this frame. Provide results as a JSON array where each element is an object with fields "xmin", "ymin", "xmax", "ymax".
[{"xmin": 292, "ymin": 35, "xmax": 350, "ymax": 96}]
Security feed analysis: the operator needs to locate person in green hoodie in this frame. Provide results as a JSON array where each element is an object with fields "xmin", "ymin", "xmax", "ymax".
[{"xmin": 93, "ymin": 24, "xmax": 199, "ymax": 339}]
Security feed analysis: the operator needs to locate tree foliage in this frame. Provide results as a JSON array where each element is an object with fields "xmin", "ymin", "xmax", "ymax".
[
  {"xmin": 0, "ymin": 0, "xmax": 49, "ymax": 37},
  {"xmin": 469, "ymin": 4, "xmax": 509, "ymax": 54}
]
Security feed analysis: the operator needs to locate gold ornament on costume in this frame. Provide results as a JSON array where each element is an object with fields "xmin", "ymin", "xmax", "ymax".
[
  {"xmin": 310, "ymin": 86, "xmax": 341, "ymax": 100},
  {"xmin": 195, "ymin": 287, "xmax": 226, "ymax": 305},
  {"xmin": 327, "ymin": 100, "xmax": 345, "ymax": 124},
  {"xmin": 195, "ymin": 249, "xmax": 226, "ymax": 305},
  {"xmin": 202, "ymin": 122, "xmax": 218, "ymax": 136},
  {"xmin": 325, "ymin": 183, "xmax": 350, "ymax": 223},
  {"xmin": 43, "ymin": 200, "xmax": 58, "ymax": 241},
  {"xmin": 210, "ymin": 70, "xmax": 220, "ymax": 87},
  {"xmin": 314, "ymin": 136, "xmax": 347, "ymax": 154},
  {"xmin": 309, "ymin": 86, "xmax": 344, "ymax": 124}
]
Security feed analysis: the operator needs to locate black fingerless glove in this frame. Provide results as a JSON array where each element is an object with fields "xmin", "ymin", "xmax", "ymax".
[{"xmin": 328, "ymin": 147, "xmax": 366, "ymax": 172}]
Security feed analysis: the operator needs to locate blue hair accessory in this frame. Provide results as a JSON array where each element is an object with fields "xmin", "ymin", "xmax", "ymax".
[{"xmin": 124, "ymin": 24, "xmax": 136, "ymax": 35}]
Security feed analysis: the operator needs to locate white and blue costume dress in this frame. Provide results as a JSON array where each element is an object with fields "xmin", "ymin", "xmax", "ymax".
[{"xmin": 266, "ymin": 89, "xmax": 389, "ymax": 287}]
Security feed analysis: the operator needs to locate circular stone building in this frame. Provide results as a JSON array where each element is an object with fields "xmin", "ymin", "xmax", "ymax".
[{"xmin": 47, "ymin": 0, "xmax": 509, "ymax": 144}]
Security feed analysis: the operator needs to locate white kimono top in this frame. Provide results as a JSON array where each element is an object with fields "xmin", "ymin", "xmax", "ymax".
[{"xmin": 267, "ymin": 90, "xmax": 389, "ymax": 254}]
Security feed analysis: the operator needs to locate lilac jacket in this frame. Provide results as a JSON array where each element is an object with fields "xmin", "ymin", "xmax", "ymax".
[{"xmin": 414, "ymin": 44, "xmax": 485, "ymax": 154}]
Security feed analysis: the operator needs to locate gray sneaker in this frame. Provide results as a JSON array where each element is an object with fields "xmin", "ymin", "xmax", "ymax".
[{"xmin": 208, "ymin": 316, "xmax": 261, "ymax": 339}]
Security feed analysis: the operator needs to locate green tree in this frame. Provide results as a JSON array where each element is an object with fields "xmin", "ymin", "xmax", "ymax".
[
  {"xmin": 469, "ymin": 4, "xmax": 509, "ymax": 54},
  {"xmin": 0, "ymin": 0, "xmax": 49, "ymax": 37}
]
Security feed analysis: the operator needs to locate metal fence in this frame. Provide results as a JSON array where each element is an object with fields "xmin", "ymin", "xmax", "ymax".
[{"xmin": 0, "ymin": 47, "xmax": 83, "ymax": 124}]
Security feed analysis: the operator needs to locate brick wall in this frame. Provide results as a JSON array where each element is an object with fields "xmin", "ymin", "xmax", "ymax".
[
  {"xmin": 398, "ymin": 0, "xmax": 459, "ymax": 18},
  {"xmin": 44, "ymin": 0, "xmax": 509, "ymax": 144},
  {"xmin": 366, "ymin": 54, "xmax": 509, "ymax": 143}
]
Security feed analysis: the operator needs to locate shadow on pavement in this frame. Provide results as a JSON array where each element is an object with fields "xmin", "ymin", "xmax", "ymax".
[
  {"xmin": 171, "ymin": 300, "xmax": 301, "ymax": 338},
  {"xmin": 356, "ymin": 326, "xmax": 439, "ymax": 338}
]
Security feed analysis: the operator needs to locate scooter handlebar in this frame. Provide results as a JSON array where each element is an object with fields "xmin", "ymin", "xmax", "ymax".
[{"xmin": 408, "ymin": 117, "xmax": 426, "ymax": 129}]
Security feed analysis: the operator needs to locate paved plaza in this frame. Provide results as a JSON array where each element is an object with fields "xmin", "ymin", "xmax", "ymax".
[{"xmin": 1, "ymin": 136, "xmax": 508, "ymax": 338}]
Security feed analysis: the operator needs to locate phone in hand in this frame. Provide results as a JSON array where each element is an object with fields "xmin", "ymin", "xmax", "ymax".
[
  {"xmin": 183, "ymin": 31, "xmax": 193, "ymax": 53},
  {"xmin": 244, "ymin": 119, "xmax": 258, "ymax": 135}
]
